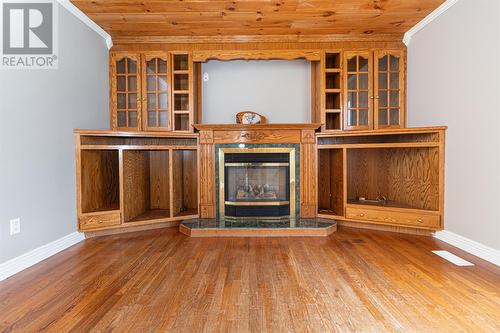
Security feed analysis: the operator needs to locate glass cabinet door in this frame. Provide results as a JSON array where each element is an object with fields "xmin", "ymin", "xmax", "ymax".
[
  {"xmin": 344, "ymin": 51, "xmax": 372, "ymax": 130},
  {"xmin": 142, "ymin": 53, "xmax": 170, "ymax": 131},
  {"xmin": 375, "ymin": 50, "xmax": 405, "ymax": 128},
  {"xmin": 112, "ymin": 53, "xmax": 141, "ymax": 130}
]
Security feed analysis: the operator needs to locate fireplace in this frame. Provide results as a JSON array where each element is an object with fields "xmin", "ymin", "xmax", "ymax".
[{"xmin": 218, "ymin": 147, "xmax": 296, "ymax": 218}]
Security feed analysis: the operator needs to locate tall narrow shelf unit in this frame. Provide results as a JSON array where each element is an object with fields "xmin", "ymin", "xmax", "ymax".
[
  {"xmin": 322, "ymin": 51, "xmax": 343, "ymax": 131},
  {"xmin": 76, "ymin": 130, "xmax": 199, "ymax": 232}
]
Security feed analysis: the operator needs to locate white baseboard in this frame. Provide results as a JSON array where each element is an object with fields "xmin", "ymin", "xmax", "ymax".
[
  {"xmin": 0, "ymin": 232, "xmax": 85, "ymax": 282},
  {"xmin": 434, "ymin": 230, "xmax": 500, "ymax": 267}
]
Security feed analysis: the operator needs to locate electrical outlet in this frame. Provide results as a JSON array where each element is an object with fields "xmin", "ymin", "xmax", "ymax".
[
  {"xmin": 10, "ymin": 218, "xmax": 20, "ymax": 235},
  {"xmin": 203, "ymin": 72, "xmax": 209, "ymax": 82}
]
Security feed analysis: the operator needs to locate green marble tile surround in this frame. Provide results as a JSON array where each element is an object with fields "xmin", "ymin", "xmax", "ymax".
[{"xmin": 215, "ymin": 143, "xmax": 300, "ymax": 218}]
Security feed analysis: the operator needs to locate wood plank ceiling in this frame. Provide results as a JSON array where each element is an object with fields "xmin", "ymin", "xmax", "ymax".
[{"xmin": 71, "ymin": 0, "xmax": 446, "ymax": 43}]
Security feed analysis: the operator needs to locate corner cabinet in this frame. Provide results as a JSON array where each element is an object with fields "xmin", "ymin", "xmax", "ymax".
[
  {"xmin": 320, "ymin": 49, "xmax": 406, "ymax": 132},
  {"xmin": 75, "ymin": 130, "xmax": 199, "ymax": 233},
  {"xmin": 110, "ymin": 51, "xmax": 195, "ymax": 132}
]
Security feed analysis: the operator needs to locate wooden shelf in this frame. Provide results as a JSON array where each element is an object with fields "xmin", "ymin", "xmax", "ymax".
[
  {"xmin": 76, "ymin": 131, "xmax": 200, "ymax": 233},
  {"xmin": 127, "ymin": 209, "xmax": 171, "ymax": 223},
  {"xmin": 80, "ymin": 150, "xmax": 120, "ymax": 215}
]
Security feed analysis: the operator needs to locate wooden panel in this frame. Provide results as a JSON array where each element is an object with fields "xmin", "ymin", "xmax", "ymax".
[
  {"xmin": 123, "ymin": 150, "xmax": 150, "ymax": 222},
  {"xmin": 85, "ymin": 221, "xmax": 180, "ymax": 237},
  {"xmin": 80, "ymin": 150, "xmax": 120, "ymax": 213},
  {"xmin": 347, "ymin": 147, "xmax": 440, "ymax": 211},
  {"xmin": 337, "ymin": 220, "xmax": 434, "ymax": 236},
  {"xmin": 71, "ymin": 1, "xmax": 446, "ymax": 41},
  {"xmin": 79, "ymin": 211, "xmax": 121, "ymax": 231},
  {"xmin": 112, "ymin": 41, "xmax": 406, "ymax": 53},
  {"xmin": 300, "ymin": 143, "xmax": 317, "ymax": 217},
  {"xmin": 192, "ymin": 49, "xmax": 321, "ymax": 62},
  {"xmin": 199, "ymin": 144, "xmax": 216, "ymax": 218},
  {"xmin": 172, "ymin": 150, "xmax": 198, "ymax": 216},
  {"xmin": 346, "ymin": 206, "xmax": 440, "ymax": 229},
  {"xmin": 317, "ymin": 149, "xmax": 344, "ymax": 216},
  {"xmin": 213, "ymin": 130, "xmax": 302, "ymax": 144},
  {"xmin": 149, "ymin": 151, "xmax": 170, "ymax": 210}
]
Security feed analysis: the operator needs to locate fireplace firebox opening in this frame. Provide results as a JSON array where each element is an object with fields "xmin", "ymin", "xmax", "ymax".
[{"xmin": 218, "ymin": 147, "xmax": 296, "ymax": 219}]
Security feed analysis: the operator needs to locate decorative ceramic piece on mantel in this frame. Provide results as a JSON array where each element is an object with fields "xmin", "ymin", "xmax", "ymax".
[{"xmin": 236, "ymin": 111, "xmax": 266, "ymax": 124}]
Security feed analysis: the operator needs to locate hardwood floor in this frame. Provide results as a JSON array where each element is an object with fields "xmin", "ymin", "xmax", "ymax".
[{"xmin": 0, "ymin": 227, "xmax": 499, "ymax": 333}]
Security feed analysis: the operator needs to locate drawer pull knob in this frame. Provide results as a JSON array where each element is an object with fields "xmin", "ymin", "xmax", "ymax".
[
  {"xmin": 98, "ymin": 220, "xmax": 103, "ymax": 223},
  {"xmin": 359, "ymin": 213, "xmax": 365, "ymax": 217},
  {"xmin": 417, "ymin": 219, "xmax": 423, "ymax": 223}
]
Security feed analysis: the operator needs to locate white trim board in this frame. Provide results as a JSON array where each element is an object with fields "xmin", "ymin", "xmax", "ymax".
[
  {"xmin": 0, "ymin": 232, "xmax": 85, "ymax": 282},
  {"xmin": 434, "ymin": 231, "xmax": 500, "ymax": 267},
  {"xmin": 403, "ymin": 0, "xmax": 460, "ymax": 46},
  {"xmin": 57, "ymin": 0, "xmax": 113, "ymax": 49}
]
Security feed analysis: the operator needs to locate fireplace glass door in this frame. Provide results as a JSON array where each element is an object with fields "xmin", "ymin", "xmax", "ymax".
[{"xmin": 224, "ymin": 153, "xmax": 291, "ymax": 217}]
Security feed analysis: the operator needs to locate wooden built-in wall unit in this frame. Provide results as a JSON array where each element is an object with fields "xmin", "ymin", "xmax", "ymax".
[{"xmin": 73, "ymin": 0, "xmax": 447, "ymax": 236}]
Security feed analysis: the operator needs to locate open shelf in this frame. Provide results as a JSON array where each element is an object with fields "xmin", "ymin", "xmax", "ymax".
[
  {"xmin": 325, "ymin": 52, "xmax": 341, "ymax": 69},
  {"xmin": 347, "ymin": 147, "xmax": 440, "ymax": 212},
  {"xmin": 326, "ymin": 92, "xmax": 341, "ymax": 110},
  {"xmin": 123, "ymin": 150, "xmax": 171, "ymax": 223},
  {"xmin": 325, "ymin": 112, "xmax": 341, "ymax": 130},
  {"xmin": 326, "ymin": 72, "xmax": 341, "ymax": 90},
  {"xmin": 80, "ymin": 150, "xmax": 120, "ymax": 214},
  {"xmin": 318, "ymin": 148, "xmax": 344, "ymax": 216},
  {"xmin": 174, "ymin": 93, "xmax": 189, "ymax": 111},
  {"xmin": 174, "ymin": 54, "xmax": 189, "ymax": 71},
  {"xmin": 174, "ymin": 74, "xmax": 189, "ymax": 91},
  {"xmin": 172, "ymin": 150, "xmax": 198, "ymax": 217},
  {"xmin": 174, "ymin": 113, "xmax": 190, "ymax": 131}
]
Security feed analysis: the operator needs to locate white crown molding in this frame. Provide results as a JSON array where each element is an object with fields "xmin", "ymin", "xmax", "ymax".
[
  {"xmin": 57, "ymin": 0, "xmax": 113, "ymax": 49},
  {"xmin": 403, "ymin": 0, "xmax": 460, "ymax": 46},
  {"xmin": 434, "ymin": 230, "xmax": 500, "ymax": 267},
  {"xmin": 0, "ymin": 232, "xmax": 85, "ymax": 282}
]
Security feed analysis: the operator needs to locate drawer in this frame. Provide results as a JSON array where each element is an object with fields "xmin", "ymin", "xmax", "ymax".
[
  {"xmin": 345, "ymin": 206, "xmax": 440, "ymax": 229},
  {"xmin": 79, "ymin": 212, "xmax": 121, "ymax": 230}
]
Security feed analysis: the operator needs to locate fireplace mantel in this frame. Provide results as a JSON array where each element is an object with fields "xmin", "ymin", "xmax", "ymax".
[
  {"xmin": 196, "ymin": 123, "xmax": 320, "ymax": 218},
  {"xmin": 194, "ymin": 123, "xmax": 321, "ymax": 131},
  {"xmin": 194, "ymin": 123, "xmax": 321, "ymax": 145}
]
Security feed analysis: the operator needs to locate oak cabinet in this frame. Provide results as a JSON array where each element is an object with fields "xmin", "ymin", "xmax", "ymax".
[
  {"xmin": 343, "ymin": 50, "xmax": 406, "ymax": 130},
  {"xmin": 110, "ymin": 51, "xmax": 195, "ymax": 132},
  {"xmin": 344, "ymin": 51, "xmax": 373, "ymax": 130},
  {"xmin": 75, "ymin": 130, "xmax": 200, "ymax": 232},
  {"xmin": 142, "ymin": 52, "xmax": 171, "ymax": 131},
  {"xmin": 319, "ymin": 49, "xmax": 406, "ymax": 132},
  {"xmin": 110, "ymin": 53, "xmax": 142, "ymax": 131},
  {"xmin": 316, "ymin": 127, "xmax": 445, "ymax": 231},
  {"xmin": 374, "ymin": 50, "xmax": 405, "ymax": 129}
]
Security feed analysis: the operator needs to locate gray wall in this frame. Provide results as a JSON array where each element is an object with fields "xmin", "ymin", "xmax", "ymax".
[
  {"xmin": 202, "ymin": 60, "xmax": 311, "ymax": 123},
  {"xmin": 407, "ymin": 0, "xmax": 500, "ymax": 250},
  {"xmin": 0, "ymin": 5, "xmax": 109, "ymax": 263}
]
